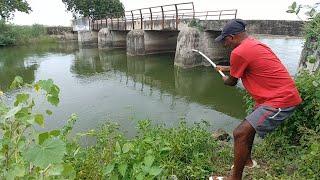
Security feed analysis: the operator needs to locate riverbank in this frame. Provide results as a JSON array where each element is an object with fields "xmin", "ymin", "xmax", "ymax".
[
  {"xmin": 0, "ymin": 70, "xmax": 318, "ymax": 179},
  {"xmin": 0, "ymin": 21, "xmax": 76, "ymax": 46}
]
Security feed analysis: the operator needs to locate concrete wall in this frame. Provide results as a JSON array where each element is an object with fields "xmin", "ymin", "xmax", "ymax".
[
  {"xmin": 78, "ymin": 31, "xmax": 98, "ymax": 47},
  {"xmin": 126, "ymin": 30, "xmax": 179, "ymax": 56},
  {"xmin": 144, "ymin": 30, "xmax": 179, "ymax": 54},
  {"xmin": 201, "ymin": 20, "xmax": 304, "ymax": 37},
  {"xmin": 45, "ymin": 26, "xmax": 78, "ymax": 41},
  {"xmin": 98, "ymin": 28, "xmax": 128, "ymax": 49}
]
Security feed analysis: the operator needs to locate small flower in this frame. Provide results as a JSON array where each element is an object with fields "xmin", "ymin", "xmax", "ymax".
[{"xmin": 0, "ymin": 91, "xmax": 3, "ymax": 96}]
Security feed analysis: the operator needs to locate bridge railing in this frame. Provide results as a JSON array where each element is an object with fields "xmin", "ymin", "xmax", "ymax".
[{"xmin": 89, "ymin": 2, "xmax": 237, "ymax": 31}]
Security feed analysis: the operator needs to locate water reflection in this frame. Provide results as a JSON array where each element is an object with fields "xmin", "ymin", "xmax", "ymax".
[
  {"xmin": 0, "ymin": 43, "xmax": 79, "ymax": 90},
  {"xmin": 0, "ymin": 38, "xmax": 303, "ymax": 136}
]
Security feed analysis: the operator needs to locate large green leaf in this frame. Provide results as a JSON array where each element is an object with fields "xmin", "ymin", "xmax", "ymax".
[
  {"xmin": 6, "ymin": 165, "xmax": 25, "ymax": 180},
  {"xmin": 24, "ymin": 138, "xmax": 66, "ymax": 168},
  {"xmin": 118, "ymin": 163, "xmax": 127, "ymax": 177},
  {"xmin": 14, "ymin": 93, "xmax": 29, "ymax": 106},
  {"xmin": 103, "ymin": 163, "xmax": 115, "ymax": 175},
  {"xmin": 122, "ymin": 142, "xmax": 133, "ymax": 153},
  {"xmin": 149, "ymin": 166, "xmax": 162, "ymax": 176},
  {"xmin": 144, "ymin": 155, "xmax": 155, "ymax": 167},
  {"xmin": 62, "ymin": 163, "xmax": 76, "ymax": 179},
  {"xmin": 47, "ymin": 95, "xmax": 59, "ymax": 106},
  {"xmin": 34, "ymin": 114, "xmax": 44, "ymax": 127}
]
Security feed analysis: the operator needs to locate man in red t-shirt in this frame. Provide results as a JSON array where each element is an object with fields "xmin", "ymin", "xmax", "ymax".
[{"xmin": 209, "ymin": 19, "xmax": 302, "ymax": 180}]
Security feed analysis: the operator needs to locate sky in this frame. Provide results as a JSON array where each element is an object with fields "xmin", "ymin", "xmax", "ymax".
[{"xmin": 11, "ymin": 0, "xmax": 318, "ymax": 26}]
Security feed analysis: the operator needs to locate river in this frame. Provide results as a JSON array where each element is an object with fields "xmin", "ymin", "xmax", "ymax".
[{"xmin": 0, "ymin": 36, "xmax": 304, "ymax": 136}]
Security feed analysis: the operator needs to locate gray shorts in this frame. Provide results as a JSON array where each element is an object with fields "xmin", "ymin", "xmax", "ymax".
[{"xmin": 245, "ymin": 105, "xmax": 296, "ymax": 138}]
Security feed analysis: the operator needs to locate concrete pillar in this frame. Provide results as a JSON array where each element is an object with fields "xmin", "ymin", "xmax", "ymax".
[
  {"xmin": 174, "ymin": 27, "xmax": 202, "ymax": 68},
  {"xmin": 98, "ymin": 28, "xmax": 128, "ymax": 49},
  {"xmin": 201, "ymin": 30, "xmax": 231, "ymax": 66},
  {"xmin": 174, "ymin": 27, "xmax": 231, "ymax": 68},
  {"xmin": 78, "ymin": 31, "xmax": 98, "ymax": 47},
  {"xmin": 127, "ymin": 30, "xmax": 145, "ymax": 56}
]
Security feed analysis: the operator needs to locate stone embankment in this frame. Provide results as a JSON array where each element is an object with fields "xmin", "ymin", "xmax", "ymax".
[{"xmin": 46, "ymin": 26, "xmax": 78, "ymax": 41}]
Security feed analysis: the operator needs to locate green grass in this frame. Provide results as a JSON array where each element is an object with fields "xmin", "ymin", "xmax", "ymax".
[{"xmin": 0, "ymin": 21, "xmax": 58, "ymax": 46}]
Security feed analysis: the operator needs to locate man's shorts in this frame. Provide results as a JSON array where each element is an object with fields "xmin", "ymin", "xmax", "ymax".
[{"xmin": 245, "ymin": 105, "xmax": 296, "ymax": 138}]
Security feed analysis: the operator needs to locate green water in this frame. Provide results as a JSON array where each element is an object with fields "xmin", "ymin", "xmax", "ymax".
[{"xmin": 0, "ymin": 38, "xmax": 303, "ymax": 136}]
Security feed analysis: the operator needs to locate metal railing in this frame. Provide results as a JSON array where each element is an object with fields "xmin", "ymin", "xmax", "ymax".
[{"xmin": 90, "ymin": 2, "xmax": 237, "ymax": 31}]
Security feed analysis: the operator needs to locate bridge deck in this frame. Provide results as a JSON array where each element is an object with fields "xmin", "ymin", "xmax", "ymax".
[{"xmin": 73, "ymin": 2, "xmax": 237, "ymax": 32}]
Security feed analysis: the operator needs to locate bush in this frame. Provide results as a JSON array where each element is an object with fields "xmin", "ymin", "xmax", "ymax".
[
  {"xmin": 71, "ymin": 120, "xmax": 233, "ymax": 179},
  {"xmin": 0, "ymin": 21, "xmax": 54, "ymax": 46},
  {"xmin": 243, "ymin": 71, "xmax": 320, "ymax": 143}
]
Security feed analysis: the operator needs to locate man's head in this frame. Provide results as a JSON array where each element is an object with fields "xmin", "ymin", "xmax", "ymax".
[{"xmin": 215, "ymin": 19, "xmax": 248, "ymax": 49}]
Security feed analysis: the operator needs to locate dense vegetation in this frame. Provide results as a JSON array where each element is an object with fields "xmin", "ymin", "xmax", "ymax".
[
  {"xmin": 0, "ymin": 70, "xmax": 319, "ymax": 179},
  {"xmin": 62, "ymin": 0, "xmax": 125, "ymax": 20},
  {"xmin": 0, "ymin": 21, "xmax": 56, "ymax": 46},
  {"xmin": 0, "ymin": 1, "xmax": 319, "ymax": 179},
  {"xmin": 0, "ymin": 0, "xmax": 31, "ymax": 20}
]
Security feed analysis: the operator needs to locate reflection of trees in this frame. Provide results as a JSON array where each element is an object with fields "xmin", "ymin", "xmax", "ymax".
[
  {"xmin": 70, "ymin": 48, "xmax": 127, "ymax": 76},
  {"xmin": 0, "ymin": 43, "xmax": 78, "ymax": 91},
  {"xmin": 69, "ymin": 49, "xmax": 245, "ymax": 119}
]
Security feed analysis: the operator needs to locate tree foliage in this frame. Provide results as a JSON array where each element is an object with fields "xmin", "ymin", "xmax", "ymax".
[
  {"xmin": 0, "ymin": 0, "xmax": 32, "ymax": 21},
  {"xmin": 62, "ymin": 0, "xmax": 125, "ymax": 20}
]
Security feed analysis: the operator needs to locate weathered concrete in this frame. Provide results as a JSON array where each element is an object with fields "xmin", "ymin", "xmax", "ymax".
[
  {"xmin": 299, "ymin": 39, "xmax": 320, "ymax": 72},
  {"xmin": 174, "ymin": 27, "xmax": 202, "ymax": 68},
  {"xmin": 144, "ymin": 30, "xmax": 179, "ymax": 54},
  {"xmin": 78, "ymin": 31, "xmax": 98, "ymax": 47},
  {"xmin": 201, "ymin": 30, "xmax": 232, "ymax": 66},
  {"xmin": 127, "ymin": 30, "xmax": 178, "ymax": 56},
  {"xmin": 126, "ymin": 30, "xmax": 145, "ymax": 56},
  {"xmin": 44, "ymin": 26, "xmax": 78, "ymax": 41},
  {"xmin": 201, "ymin": 20, "xmax": 304, "ymax": 37},
  {"xmin": 98, "ymin": 28, "xmax": 128, "ymax": 49},
  {"xmin": 174, "ymin": 27, "xmax": 230, "ymax": 68}
]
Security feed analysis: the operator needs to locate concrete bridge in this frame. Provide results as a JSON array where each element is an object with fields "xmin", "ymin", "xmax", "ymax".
[{"xmin": 73, "ymin": 2, "xmax": 303, "ymax": 68}]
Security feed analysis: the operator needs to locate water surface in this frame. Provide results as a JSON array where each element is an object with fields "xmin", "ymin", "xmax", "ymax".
[{"xmin": 0, "ymin": 37, "xmax": 303, "ymax": 136}]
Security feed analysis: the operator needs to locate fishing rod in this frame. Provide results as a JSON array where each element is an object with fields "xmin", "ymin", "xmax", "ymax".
[{"xmin": 192, "ymin": 49, "xmax": 226, "ymax": 77}]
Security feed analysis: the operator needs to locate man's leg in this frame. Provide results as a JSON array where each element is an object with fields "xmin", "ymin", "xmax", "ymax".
[
  {"xmin": 231, "ymin": 120, "xmax": 256, "ymax": 180},
  {"xmin": 246, "ymin": 130, "xmax": 255, "ymax": 166}
]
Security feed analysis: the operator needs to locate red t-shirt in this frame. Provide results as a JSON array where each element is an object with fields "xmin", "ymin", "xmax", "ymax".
[{"xmin": 230, "ymin": 37, "xmax": 302, "ymax": 108}]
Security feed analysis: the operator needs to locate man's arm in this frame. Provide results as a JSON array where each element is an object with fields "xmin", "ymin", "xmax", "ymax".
[
  {"xmin": 222, "ymin": 75, "xmax": 238, "ymax": 86},
  {"xmin": 216, "ymin": 65, "xmax": 230, "ymax": 72}
]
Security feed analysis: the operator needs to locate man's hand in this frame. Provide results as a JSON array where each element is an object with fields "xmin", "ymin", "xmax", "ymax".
[
  {"xmin": 222, "ymin": 75, "xmax": 238, "ymax": 86},
  {"xmin": 215, "ymin": 65, "xmax": 230, "ymax": 72}
]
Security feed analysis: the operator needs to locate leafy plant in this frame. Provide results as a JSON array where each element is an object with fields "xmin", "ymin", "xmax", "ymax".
[
  {"xmin": 0, "ymin": 0, "xmax": 31, "ymax": 21},
  {"xmin": 287, "ymin": 1, "xmax": 320, "ymax": 70},
  {"xmin": 0, "ymin": 77, "xmax": 77, "ymax": 179},
  {"xmin": 188, "ymin": 19, "xmax": 204, "ymax": 31},
  {"xmin": 62, "ymin": 0, "xmax": 125, "ymax": 20},
  {"xmin": 71, "ymin": 120, "xmax": 232, "ymax": 179}
]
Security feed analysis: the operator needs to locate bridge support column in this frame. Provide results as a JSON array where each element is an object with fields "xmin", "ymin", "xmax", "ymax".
[
  {"xmin": 78, "ymin": 31, "xmax": 98, "ymax": 47},
  {"xmin": 127, "ymin": 30, "xmax": 146, "ymax": 56},
  {"xmin": 98, "ymin": 28, "xmax": 128, "ymax": 49},
  {"xmin": 174, "ymin": 27, "xmax": 203, "ymax": 68},
  {"xmin": 174, "ymin": 27, "xmax": 231, "ymax": 68}
]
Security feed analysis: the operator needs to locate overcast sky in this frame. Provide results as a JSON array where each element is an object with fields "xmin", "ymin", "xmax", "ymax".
[{"xmin": 11, "ymin": 0, "xmax": 318, "ymax": 26}]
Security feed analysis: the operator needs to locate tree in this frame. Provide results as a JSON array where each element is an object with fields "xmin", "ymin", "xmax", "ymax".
[
  {"xmin": 287, "ymin": 2, "xmax": 320, "ymax": 72},
  {"xmin": 62, "ymin": 0, "xmax": 125, "ymax": 20},
  {"xmin": 0, "ymin": 0, "xmax": 32, "ymax": 21}
]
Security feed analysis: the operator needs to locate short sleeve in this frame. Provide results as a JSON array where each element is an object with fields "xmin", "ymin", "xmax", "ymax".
[{"xmin": 230, "ymin": 52, "xmax": 249, "ymax": 78}]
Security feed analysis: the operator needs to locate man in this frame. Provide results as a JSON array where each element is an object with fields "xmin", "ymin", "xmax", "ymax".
[{"xmin": 210, "ymin": 19, "xmax": 302, "ymax": 180}]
